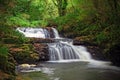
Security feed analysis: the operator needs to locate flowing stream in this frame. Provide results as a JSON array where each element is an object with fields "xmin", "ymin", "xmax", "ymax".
[
  {"xmin": 40, "ymin": 61, "xmax": 120, "ymax": 80},
  {"xmin": 17, "ymin": 27, "xmax": 120, "ymax": 80}
]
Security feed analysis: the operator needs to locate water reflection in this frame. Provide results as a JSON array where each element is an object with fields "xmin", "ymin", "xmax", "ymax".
[
  {"xmin": 41, "ymin": 61, "xmax": 120, "ymax": 80},
  {"xmin": 19, "ymin": 61, "xmax": 120, "ymax": 80}
]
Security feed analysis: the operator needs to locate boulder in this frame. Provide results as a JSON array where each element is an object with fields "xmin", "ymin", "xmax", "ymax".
[
  {"xmin": 18, "ymin": 64, "xmax": 36, "ymax": 70},
  {"xmin": 86, "ymin": 46, "xmax": 107, "ymax": 60},
  {"xmin": 9, "ymin": 44, "xmax": 39, "ymax": 64},
  {"xmin": 45, "ymin": 27, "xmax": 55, "ymax": 38},
  {"xmin": 33, "ymin": 43, "xmax": 49, "ymax": 61}
]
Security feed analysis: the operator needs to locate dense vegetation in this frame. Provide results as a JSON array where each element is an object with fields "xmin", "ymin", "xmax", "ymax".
[
  {"xmin": 1, "ymin": 0, "xmax": 120, "ymax": 45},
  {"xmin": 0, "ymin": 0, "xmax": 120, "ymax": 79}
]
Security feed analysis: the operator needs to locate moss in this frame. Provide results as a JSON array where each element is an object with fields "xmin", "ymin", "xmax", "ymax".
[
  {"xmin": 13, "ymin": 51, "xmax": 37, "ymax": 64},
  {"xmin": 10, "ymin": 44, "xmax": 39, "ymax": 64}
]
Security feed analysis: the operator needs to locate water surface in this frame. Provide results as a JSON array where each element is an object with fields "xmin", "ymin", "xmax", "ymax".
[{"xmin": 38, "ymin": 61, "xmax": 120, "ymax": 80}]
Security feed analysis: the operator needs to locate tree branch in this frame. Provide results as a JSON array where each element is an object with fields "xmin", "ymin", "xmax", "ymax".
[{"xmin": 52, "ymin": 0, "xmax": 58, "ymax": 6}]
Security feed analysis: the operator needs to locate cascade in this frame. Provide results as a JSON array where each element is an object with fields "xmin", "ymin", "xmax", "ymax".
[
  {"xmin": 49, "ymin": 28, "xmax": 92, "ymax": 62},
  {"xmin": 17, "ymin": 27, "xmax": 92, "ymax": 62},
  {"xmin": 48, "ymin": 41, "xmax": 92, "ymax": 62},
  {"xmin": 52, "ymin": 27, "xmax": 60, "ymax": 38},
  {"xmin": 16, "ymin": 27, "xmax": 53, "ymax": 38}
]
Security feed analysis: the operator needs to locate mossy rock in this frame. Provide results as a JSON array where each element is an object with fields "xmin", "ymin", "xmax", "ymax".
[
  {"xmin": 73, "ymin": 36, "xmax": 96, "ymax": 46},
  {"xmin": 13, "ymin": 51, "xmax": 39, "ymax": 64},
  {"xmin": 10, "ymin": 44, "xmax": 39, "ymax": 64},
  {"xmin": 74, "ymin": 36, "xmax": 94, "ymax": 42},
  {"xmin": 10, "ymin": 44, "xmax": 33, "ymax": 53}
]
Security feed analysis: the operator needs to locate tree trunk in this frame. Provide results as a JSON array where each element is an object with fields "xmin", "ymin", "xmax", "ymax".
[{"xmin": 52, "ymin": 0, "xmax": 68, "ymax": 16}]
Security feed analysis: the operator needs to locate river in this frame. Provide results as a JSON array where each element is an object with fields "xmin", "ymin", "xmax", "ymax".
[{"xmin": 20, "ymin": 61, "xmax": 120, "ymax": 80}]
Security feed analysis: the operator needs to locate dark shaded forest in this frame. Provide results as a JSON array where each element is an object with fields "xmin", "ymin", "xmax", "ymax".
[{"xmin": 0, "ymin": 0, "xmax": 120, "ymax": 80}]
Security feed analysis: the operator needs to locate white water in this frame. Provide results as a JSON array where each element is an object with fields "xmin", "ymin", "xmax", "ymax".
[
  {"xmin": 16, "ymin": 27, "xmax": 51, "ymax": 38},
  {"xmin": 52, "ymin": 28, "xmax": 60, "ymax": 39},
  {"xmin": 48, "ymin": 41, "xmax": 92, "ymax": 62},
  {"xmin": 49, "ymin": 28, "xmax": 92, "ymax": 62}
]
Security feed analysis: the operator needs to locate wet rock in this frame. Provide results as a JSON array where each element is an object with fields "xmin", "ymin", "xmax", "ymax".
[
  {"xmin": 16, "ymin": 64, "xmax": 42, "ymax": 73},
  {"xmin": 73, "ymin": 40, "xmax": 97, "ymax": 46},
  {"xmin": 73, "ymin": 36, "xmax": 95, "ymax": 46},
  {"xmin": 86, "ymin": 46, "xmax": 107, "ymax": 60},
  {"xmin": 30, "ymin": 38, "xmax": 54, "ymax": 43},
  {"xmin": 45, "ymin": 27, "xmax": 55, "ymax": 38},
  {"xmin": 107, "ymin": 44, "xmax": 120, "ymax": 66},
  {"xmin": 10, "ymin": 43, "xmax": 49, "ymax": 64},
  {"xmin": 18, "ymin": 64, "xmax": 36, "ymax": 70},
  {"xmin": 33, "ymin": 43, "xmax": 49, "ymax": 61}
]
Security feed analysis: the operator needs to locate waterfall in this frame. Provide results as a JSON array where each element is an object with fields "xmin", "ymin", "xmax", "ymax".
[
  {"xmin": 52, "ymin": 28, "xmax": 60, "ymax": 38},
  {"xmin": 16, "ymin": 27, "xmax": 51, "ymax": 38},
  {"xmin": 49, "ymin": 28, "xmax": 92, "ymax": 62},
  {"xmin": 48, "ymin": 41, "xmax": 92, "ymax": 62},
  {"xmin": 17, "ymin": 27, "xmax": 92, "ymax": 62}
]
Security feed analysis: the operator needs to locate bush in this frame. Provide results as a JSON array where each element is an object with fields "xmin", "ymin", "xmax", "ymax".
[
  {"xmin": 0, "ymin": 26, "xmax": 29, "ymax": 44},
  {"xmin": 6, "ymin": 15, "xmax": 31, "ymax": 27},
  {"xmin": 0, "ymin": 46, "xmax": 16, "ymax": 75},
  {"xmin": 0, "ymin": 46, "xmax": 9, "ymax": 72}
]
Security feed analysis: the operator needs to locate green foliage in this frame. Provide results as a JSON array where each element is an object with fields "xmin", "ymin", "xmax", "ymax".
[
  {"xmin": 0, "ymin": 26, "xmax": 29, "ymax": 44},
  {"xmin": 6, "ymin": 15, "xmax": 49, "ymax": 27},
  {"xmin": 50, "ymin": 0, "xmax": 120, "ymax": 46},
  {"xmin": 95, "ymin": 32, "xmax": 108, "ymax": 44},
  {"xmin": 11, "ymin": 30, "xmax": 29, "ymax": 44},
  {"xmin": 0, "ymin": 45, "xmax": 8, "ymax": 57},
  {"xmin": 0, "ymin": 46, "xmax": 12, "ymax": 74},
  {"xmin": 6, "ymin": 16, "xmax": 31, "ymax": 27},
  {"xmin": 6, "ymin": 0, "xmax": 57, "ymax": 27},
  {"xmin": 0, "ymin": 0, "xmax": 120, "ymax": 51}
]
